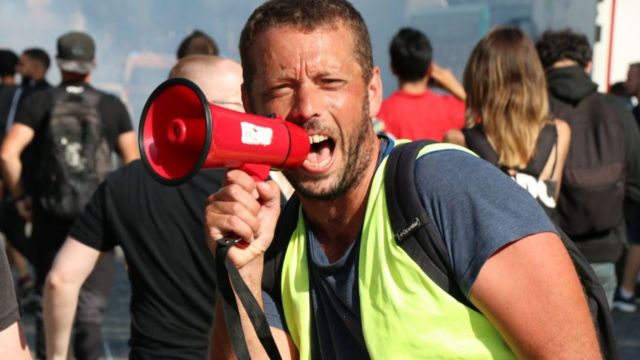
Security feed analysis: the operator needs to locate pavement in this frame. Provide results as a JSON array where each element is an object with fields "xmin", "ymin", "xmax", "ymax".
[{"xmin": 20, "ymin": 253, "xmax": 640, "ymax": 359}]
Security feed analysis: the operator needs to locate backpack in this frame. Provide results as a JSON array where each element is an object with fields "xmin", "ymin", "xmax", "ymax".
[
  {"xmin": 37, "ymin": 86, "xmax": 112, "ymax": 219},
  {"xmin": 263, "ymin": 140, "xmax": 618, "ymax": 359},
  {"xmin": 550, "ymin": 93, "xmax": 626, "ymax": 237},
  {"xmin": 462, "ymin": 124, "xmax": 559, "ymax": 219}
]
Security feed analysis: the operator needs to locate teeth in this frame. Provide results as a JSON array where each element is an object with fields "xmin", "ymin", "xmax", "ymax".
[{"xmin": 309, "ymin": 134, "xmax": 329, "ymax": 144}]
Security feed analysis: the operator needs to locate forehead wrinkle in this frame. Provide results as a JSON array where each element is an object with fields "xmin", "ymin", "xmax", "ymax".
[{"xmin": 251, "ymin": 24, "xmax": 361, "ymax": 90}]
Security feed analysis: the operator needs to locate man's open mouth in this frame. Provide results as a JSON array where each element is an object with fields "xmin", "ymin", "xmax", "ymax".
[{"xmin": 303, "ymin": 134, "xmax": 336, "ymax": 171}]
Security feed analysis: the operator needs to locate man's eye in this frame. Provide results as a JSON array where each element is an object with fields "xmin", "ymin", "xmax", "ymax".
[
  {"xmin": 268, "ymin": 84, "xmax": 292, "ymax": 97},
  {"xmin": 322, "ymin": 79, "xmax": 344, "ymax": 89}
]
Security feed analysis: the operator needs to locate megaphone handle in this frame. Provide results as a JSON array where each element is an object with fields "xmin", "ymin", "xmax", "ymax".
[
  {"xmin": 239, "ymin": 163, "xmax": 271, "ymax": 182},
  {"xmin": 222, "ymin": 163, "xmax": 271, "ymax": 248}
]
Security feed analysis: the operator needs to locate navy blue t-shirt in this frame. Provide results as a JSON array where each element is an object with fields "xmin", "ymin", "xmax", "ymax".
[{"xmin": 264, "ymin": 139, "xmax": 556, "ymax": 358}]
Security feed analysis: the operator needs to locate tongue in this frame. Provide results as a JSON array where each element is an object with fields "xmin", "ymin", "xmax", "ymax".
[{"xmin": 306, "ymin": 142, "xmax": 332, "ymax": 164}]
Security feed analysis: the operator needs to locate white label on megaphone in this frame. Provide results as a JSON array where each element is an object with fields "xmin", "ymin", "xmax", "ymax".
[{"xmin": 241, "ymin": 121, "xmax": 273, "ymax": 146}]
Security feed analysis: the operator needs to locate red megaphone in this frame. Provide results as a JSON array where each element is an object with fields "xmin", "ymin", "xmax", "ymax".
[{"xmin": 138, "ymin": 78, "xmax": 310, "ymax": 184}]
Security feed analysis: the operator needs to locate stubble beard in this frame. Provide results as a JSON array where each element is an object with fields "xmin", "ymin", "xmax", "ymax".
[{"xmin": 287, "ymin": 99, "xmax": 374, "ymax": 201}]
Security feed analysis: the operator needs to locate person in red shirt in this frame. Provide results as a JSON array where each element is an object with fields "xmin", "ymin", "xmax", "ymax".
[{"xmin": 377, "ymin": 27, "xmax": 466, "ymax": 141}]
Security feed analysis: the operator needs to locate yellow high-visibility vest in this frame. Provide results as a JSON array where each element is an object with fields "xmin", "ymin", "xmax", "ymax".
[{"xmin": 280, "ymin": 142, "xmax": 515, "ymax": 359}]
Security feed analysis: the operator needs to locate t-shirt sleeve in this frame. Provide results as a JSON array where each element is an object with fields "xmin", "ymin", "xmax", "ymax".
[
  {"xmin": 110, "ymin": 96, "xmax": 134, "ymax": 135},
  {"xmin": 14, "ymin": 91, "xmax": 49, "ymax": 130},
  {"xmin": 415, "ymin": 149, "xmax": 557, "ymax": 296},
  {"xmin": 0, "ymin": 248, "xmax": 19, "ymax": 331},
  {"xmin": 68, "ymin": 180, "xmax": 117, "ymax": 251}
]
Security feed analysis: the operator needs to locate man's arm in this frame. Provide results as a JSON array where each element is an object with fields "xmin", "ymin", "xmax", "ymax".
[
  {"xmin": 0, "ymin": 240, "xmax": 30, "ymax": 360},
  {"xmin": 470, "ymin": 232, "xmax": 601, "ymax": 359},
  {"xmin": 443, "ymin": 129, "xmax": 466, "ymax": 146},
  {"xmin": 117, "ymin": 130, "xmax": 139, "ymax": 164},
  {"xmin": 0, "ymin": 123, "xmax": 35, "ymax": 219},
  {"xmin": 0, "ymin": 322, "xmax": 31, "ymax": 360},
  {"xmin": 205, "ymin": 170, "xmax": 296, "ymax": 359},
  {"xmin": 430, "ymin": 63, "xmax": 466, "ymax": 101},
  {"xmin": 43, "ymin": 237, "xmax": 101, "ymax": 360}
]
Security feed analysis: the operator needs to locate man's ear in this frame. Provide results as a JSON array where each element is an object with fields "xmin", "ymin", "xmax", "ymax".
[{"xmin": 367, "ymin": 66, "xmax": 383, "ymax": 117}]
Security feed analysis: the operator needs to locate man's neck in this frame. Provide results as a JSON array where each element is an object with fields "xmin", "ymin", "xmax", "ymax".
[
  {"xmin": 1, "ymin": 76, "xmax": 16, "ymax": 86},
  {"xmin": 61, "ymin": 71, "xmax": 89, "ymax": 83},
  {"xmin": 551, "ymin": 59, "xmax": 579, "ymax": 69},
  {"xmin": 299, "ymin": 135, "xmax": 381, "ymax": 262},
  {"xmin": 551, "ymin": 59, "xmax": 592, "ymax": 74},
  {"xmin": 399, "ymin": 78, "xmax": 428, "ymax": 95}
]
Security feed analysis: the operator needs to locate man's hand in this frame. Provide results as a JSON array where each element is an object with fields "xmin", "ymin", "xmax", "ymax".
[
  {"xmin": 205, "ymin": 169, "xmax": 281, "ymax": 273},
  {"xmin": 207, "ymin": 169, "xmax": 295, "ymax": 360},
  {"xmin": 430, "ymin": 63, "xmax": 466, "ymax": 101},
  {"xmin": 15, "ymin": 196, "xmax": 32, "ymax": 222}
]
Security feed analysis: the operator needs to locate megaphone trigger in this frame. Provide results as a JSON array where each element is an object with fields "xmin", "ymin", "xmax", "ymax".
[{"xmin": 239, "ymin": 164, "xmax": 272, "ymax": 182}]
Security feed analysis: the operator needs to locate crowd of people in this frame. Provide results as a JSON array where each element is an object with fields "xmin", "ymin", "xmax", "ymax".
[{"xmin": 1, "ymin": 0, "xmax": 639, "ymax": 359}]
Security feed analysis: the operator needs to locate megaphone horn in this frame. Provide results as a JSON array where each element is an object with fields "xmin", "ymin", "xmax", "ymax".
[{"xmin": 138, "ymin": 78, "xmax": 310, "ymax": 185}]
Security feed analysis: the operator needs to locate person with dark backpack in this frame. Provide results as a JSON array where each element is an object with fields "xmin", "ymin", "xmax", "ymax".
[
  {"xmin": 442, "ymin": 27, "xmax": 617, "ymax": 357},
  {"xmin": 42, "ymin": 55, "xmax": 243, "ymax": 360},
  {"xmin": 536, "ymin": 29, "xmax": 640, "ymax": 306},
  {"xmin": 0, "ymin": 31, "xmax": 139, "ymax": 360}
]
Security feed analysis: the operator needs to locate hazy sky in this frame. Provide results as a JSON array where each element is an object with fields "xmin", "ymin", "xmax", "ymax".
[{"xmin": 0, "ymin": 0, "xmax": 596, "ymax": 124}]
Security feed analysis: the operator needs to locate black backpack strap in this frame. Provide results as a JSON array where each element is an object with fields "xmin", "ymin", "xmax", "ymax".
[
  {"xmin": 462, "ymin": 126, "xmax": 499, "ymax": 166},
  {"xmin": 555, "ymin": 228, "xmax": 619, "ymax": 360},
  {"xmin": 384, "ymin": 140, "xmax": 476, "ymax": 310},
  {"xmin": 524, "ymin": 123, "xmax": 557, "ymax": 175}
]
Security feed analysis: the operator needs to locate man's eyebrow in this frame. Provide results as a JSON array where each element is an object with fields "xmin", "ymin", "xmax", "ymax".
[
  {"xmin": 313, "ymin": 66, "xmax": 349, "ymax": 79},
  {"xmin": 315, "ymin": 69, "xmax": 339, "ymax": 76}
]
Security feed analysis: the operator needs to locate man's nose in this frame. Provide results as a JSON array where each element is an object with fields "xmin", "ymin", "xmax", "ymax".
[{"xmin": 289, "ymin": 84, "xmax": 321, "ymax": 125}]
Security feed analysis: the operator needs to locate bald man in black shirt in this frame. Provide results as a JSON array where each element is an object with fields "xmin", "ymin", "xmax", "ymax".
[{"xmin": 44, "ymin": 55, "xmax": 244, "ymax": 360}]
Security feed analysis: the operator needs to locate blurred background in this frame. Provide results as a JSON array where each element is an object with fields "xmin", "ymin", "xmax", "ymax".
[
  {"xmin": 2, "ymin": 0, "xmax": 639, "ymax": 128},
  {"xmin": 3, "ymin": 1, "xmax": 640, "ymax": 358}
]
